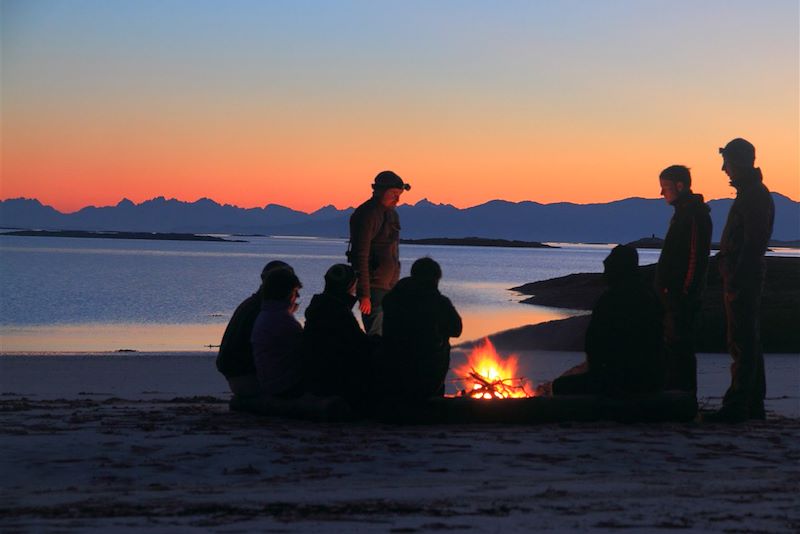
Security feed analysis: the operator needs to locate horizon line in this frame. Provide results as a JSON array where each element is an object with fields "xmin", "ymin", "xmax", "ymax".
[{"xmin": 3, "ymin": 189, "xmax": 798, "ymax": 216}]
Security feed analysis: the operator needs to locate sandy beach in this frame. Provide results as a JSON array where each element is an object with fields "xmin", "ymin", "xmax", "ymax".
[{"xmin": 2, "ymin": 352, "xmax": 798, "ymax": 532}]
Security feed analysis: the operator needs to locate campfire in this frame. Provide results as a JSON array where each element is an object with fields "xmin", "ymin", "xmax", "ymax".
[{"xmin": 453, "ymin": 338, "xmax": 533, "ymax": 399}]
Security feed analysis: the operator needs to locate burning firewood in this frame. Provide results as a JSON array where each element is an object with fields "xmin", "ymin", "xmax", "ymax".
[
  {"xmin": 453, "ymin": 339, "xmax": 533, "ymax": 399},
  {"xmin": 458, "ymin": 369, "xmax": 531, "ymax": 399}
]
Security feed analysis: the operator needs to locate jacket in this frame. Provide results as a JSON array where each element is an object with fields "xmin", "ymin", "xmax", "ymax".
[
  {"xmin": 215, "ymin": 292, "xmax": 260, "ymax": 377},
  {"xmin": 348, "ymin": 197, "xmax": 401, "ymax": 297},
  {"xmin": 302, "ymin": 291, "xmax": 372, "ymax": 401},
  {"xmin": 585, "ymin": 277, "xmax": 665, "ymax": 396},
  {"xmin": 655, "ymin": 193, "xmax": 713, "ymax": 301},
  {"xmin": 381, "ymin": 277, "xmax": 463, "ymax": 398},
  {"xmin": 251, "ymin": 300, "xmax": 304, "ymax": 396},
  {"xmin": 718, "ymin": 169, "xmax": 774, "ymax": 291}
]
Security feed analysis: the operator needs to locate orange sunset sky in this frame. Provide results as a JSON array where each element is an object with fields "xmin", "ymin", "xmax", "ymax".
[{"xmin": 2, "ymin": 1, "xmax": 798, "ymax": 213}]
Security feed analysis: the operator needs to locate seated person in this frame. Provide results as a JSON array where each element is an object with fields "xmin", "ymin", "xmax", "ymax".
[
  {"xmin": 553, "ymin": 245, "xmax": 665, "ymax": 397},
  {"xmin": 251, "ymin": 268, "xmax": 304, "ymax": 398},
  {"xmin": 302, "ymin": 264, "xmax": 374, "ymax": 407},
  {"xmin": 380, "ymin": 257, "xmax": 463, "ymax": 399},
  {"xmin": 216, "ymin": 261, "xmax": 292, "ymax": 396}
]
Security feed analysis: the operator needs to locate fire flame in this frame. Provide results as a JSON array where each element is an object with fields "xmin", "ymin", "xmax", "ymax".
[{"xmin": 454, "ymin": 338, "xmax": 533, "ymax": 399}]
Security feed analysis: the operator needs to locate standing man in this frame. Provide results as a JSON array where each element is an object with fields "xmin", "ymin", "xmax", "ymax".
[
  {"xmin": 706, "ymin": 138, "xmax": 774, "ymax": 422},
  {"xmin": 655, "ymin": 165, "xmax": 712, "ymax": 393},
  {"xmin": 348, "ymin": 170, "xmax": 410, "ymax": 334}
]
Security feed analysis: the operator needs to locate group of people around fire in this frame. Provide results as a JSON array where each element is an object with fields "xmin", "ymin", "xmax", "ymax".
[{"xmin": 216, "ymin": 137, "xmax": 774, "ymax": 423}]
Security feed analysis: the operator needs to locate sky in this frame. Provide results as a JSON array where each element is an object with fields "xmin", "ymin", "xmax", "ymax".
[{"xmin": 1, "ymin": 0, "xmax": 798, "ymax": 213}]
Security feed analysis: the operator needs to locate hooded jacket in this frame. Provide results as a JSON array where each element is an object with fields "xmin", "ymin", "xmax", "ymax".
[
  {"xmin": 655, "ymin": 192, "xmax": 713, "ymax": 300},
  {"xmin": 348, "ymin": 197, "xmax": 401, "ymax": 298},
  {"xmin": 718, "ymin": 168, "xmax": 774, "ymax": 291}
]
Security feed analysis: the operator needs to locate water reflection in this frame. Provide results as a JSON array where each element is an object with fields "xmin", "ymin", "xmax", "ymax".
[{"xmin": 0, "ymin": 304, "xmax": 581, "ymax": 353}]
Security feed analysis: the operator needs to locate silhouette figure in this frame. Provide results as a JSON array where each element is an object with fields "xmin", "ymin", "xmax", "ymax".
[
  {"xmin": 655, "ymin": 165, "xmax": 712, "ymax": 392},
  {"xmin": 348, "ymin": 171, "xmax": 410, "ymax": 335},
  {"xmin": 553, "ymin": 245, "xmax": 664, "ymax": 397},
  {"xmin": 251, "ymin": 268, "xmax": 304, "ymax": 398},
  {"xmin": 705, "ymin": 138, "xmax": 775, "ymax": 423},
  {"xmin": 302, "ymin": 264, "xmax": 375, "ymax": 409},
  {"xmin": 379, "ymin": 257, "xmax": 463, "ymax": 399},
  {"xmin": 216, "ymin": 260, "xmax": 292, "ymax": 396}
]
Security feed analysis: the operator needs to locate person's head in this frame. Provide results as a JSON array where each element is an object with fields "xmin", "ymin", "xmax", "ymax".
[
  {"xmin": 603, "ymin": 245, "xmax": 639, "ymax": 286},
  {"xmin": 719, "ymin": 138, "xmax": 756, "ymax": 184},
  {"xmin": 410, "ymin": 257, "xmax": 442, "ymax": 288},
  {"xmin": 658, "ymin": 165, "xmax": 691, "ymax": 205},
  {"xmin": 260, "ymin": 260, "xmax": 293, "ymax": 284},
  {"xmin": 371, "ymin": 170, "xmax": 410, "ymax": 209},
  {"xmin": 262, "ymin": 268, "xmax": 302, "ymax": 308},
  {"xmin": 324, "ymin": 263, "xmax": 357, "ymax": 295}
]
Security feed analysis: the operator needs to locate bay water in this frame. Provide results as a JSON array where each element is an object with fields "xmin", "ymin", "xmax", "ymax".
[{"xmin": 1, "ymin": 235, "xmax": 642, "ymax": 352}]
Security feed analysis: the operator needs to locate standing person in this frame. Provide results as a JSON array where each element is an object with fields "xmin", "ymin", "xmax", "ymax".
[
  {"xmin": 655, "ymin": 165, "xmax": 712, "ymax": 392},
  {"xmin": 348, "ymin": 170, "xmax": 410, "ymax": 335},
  {"xmin": 215, "ymin": 260, "xmax": 293, "ymax": 396},
  {"xmin": 705, "ymin": 138, "xmax": 774, "ymax": 422},
  {"xmin": 381, "ymin": 257, "xmax": 462, "ymax": 399},
  {"xmin": 251, "ymin": 268, "xmax": 305, "ymax": 398}
]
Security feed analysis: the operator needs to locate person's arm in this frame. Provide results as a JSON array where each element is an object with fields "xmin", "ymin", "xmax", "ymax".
[
  {"xmin": 352, "ymin": 209, "xmax": 380, "ymax": 313},
  {"xmin": 729, "ymin": 197, "xmax": 773, "ymax": 290},
  {"xmin": 438, "ymin": 296, "xmax": 463, "ymax": 338}
]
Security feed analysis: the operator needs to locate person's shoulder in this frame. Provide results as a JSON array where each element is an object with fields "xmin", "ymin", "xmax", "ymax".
[{"xmin": 352, "ymin": 197, "xmax": 378, "ymax": 216}]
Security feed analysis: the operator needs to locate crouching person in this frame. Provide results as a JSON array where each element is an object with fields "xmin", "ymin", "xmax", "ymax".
[
  {"xmin": 381, "ymin": 257, "xmax": 463, "ymax": 399},
  {"xmin": 553, "ymin": 245, "xmax": 665, "ymax": 397},
  {"xmin": 251, "ymin": 268, "xmax": 305, "ymax": 398},
  {"xmin": 216, "ymin": 260, "xmax": 292, "ymax": 397},
  {"xmin": 303, "ymin": 264, "xmax": 374, "ymax": 410}
]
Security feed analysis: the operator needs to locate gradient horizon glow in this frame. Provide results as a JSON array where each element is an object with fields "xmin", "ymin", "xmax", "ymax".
[{"xmin": 2, "ymin": 0, "xmax": 798, "ymax": 213}]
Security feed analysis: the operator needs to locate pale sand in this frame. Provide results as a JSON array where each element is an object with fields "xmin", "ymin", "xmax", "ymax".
[{"xmin": 1, "ymin": 353, "xmax": 798, "ymax": 532}]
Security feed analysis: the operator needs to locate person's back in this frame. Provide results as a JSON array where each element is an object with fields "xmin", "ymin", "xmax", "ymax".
[
  {"xmin": 586, "ymin": 275, "xmax": 664, "ymax": 395},
  {"xmin": 553, "ymin": 245, "xmax": 664, "ymax": 397},
  {"xmin": 303, "ymin": 264, "xmax": 373, "ymax": 404},
  {"xmin": 381, "ymin": 258, "xmax": 463, "ymax": 398},
  {"xmin": 251, "ymin": 269, "xmax": 304, "ymax": 397}
]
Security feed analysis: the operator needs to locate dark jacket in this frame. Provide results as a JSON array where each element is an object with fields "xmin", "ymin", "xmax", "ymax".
[
  {"xmin": 585, "ymin": 277, "xmax": 664, "ymax": 396},
  {"xmin": 251, "ymin": 300, "xmax": 304, "ymax": 396},
  {"xmin": 718, "ymin": 169, "xmax": 774, "ymax": 291},
  {"xmin": 381, "ymin": 277, "xmax": 463, "ymax": 398},
  {"xmin": 302, "ymin": 291, "xmax": 372, "ymax": 401},
  {"xmin": 348, "ymin": 197, "xmax": 401, "ymax": 298},
  {"xmin": 655, "ymin": 193, "xmax": 712, "ymax": 301},
  {"xmin": 215, "ymin": 292, "xmax": 260, "ymax": 377}
]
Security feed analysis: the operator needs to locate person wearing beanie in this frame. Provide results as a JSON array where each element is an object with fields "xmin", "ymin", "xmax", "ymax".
[
  {"xmin": 553, "ymin": 245, "xmax": 665, "ymax": 397},
  {"xmin": 216, "ymin": 260, "xmax": 293, "ymax": 396},
  {"xmin": 347, "ymin": 170, "xmax": 411, "ymax": 335},
  {"xmin": 705, "ymin": 138, "xmax": 775, "ymax": 423},
  {"xmin": 302, "ymin": 264, "xmax": 374, "ymax": 409},
  {"xmin": 655, "ymin": 165, "xmax": 713, "ymax": 393},
  {"xmin": 380, "ymin": 257, "xmax": 462, "ymax": 400}
]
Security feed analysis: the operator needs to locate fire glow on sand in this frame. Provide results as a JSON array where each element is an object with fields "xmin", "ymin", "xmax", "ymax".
[{"xmin": 454, "ymin": 339, "xmax": 533, "ymax": 399}]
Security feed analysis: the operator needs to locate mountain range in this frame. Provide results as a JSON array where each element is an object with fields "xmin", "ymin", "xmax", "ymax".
[{"xmin": 1, "ymin": 193, "xmax": 797, "ymax": 243}]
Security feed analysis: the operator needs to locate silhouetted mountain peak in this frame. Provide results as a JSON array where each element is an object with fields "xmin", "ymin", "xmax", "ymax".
[
  {"xmin": 116, "ymin": 198, "xmax": 135, "ymax": 208},
  {"xmin": 192, "ymin": 197, "xmax": 220, "ymax": 207}
]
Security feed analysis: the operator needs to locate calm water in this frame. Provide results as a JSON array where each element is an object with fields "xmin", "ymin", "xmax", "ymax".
[
  {"xmin": 0, "ymin": 235, "xmax": 661, "ymax": 352},
  {"xmin": 1, "ymin": 235, "xmax": 797, "ymax": 352}
]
